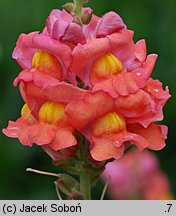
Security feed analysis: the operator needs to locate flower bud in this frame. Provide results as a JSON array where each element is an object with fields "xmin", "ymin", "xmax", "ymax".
[
  {"xmin": 72, "ymin": 16, "xmax": 82, "ymax": 26},
  {"xmin": 81, "ymin": 9, "xmax": 92, "ymax": 25},
  {"xmin": 62, "ymin": 3, "xmax": 75, "ymax": 15}
]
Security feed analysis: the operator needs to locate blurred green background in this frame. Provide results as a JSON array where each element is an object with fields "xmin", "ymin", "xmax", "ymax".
[{"xmin": 0, "ymin": 0, "xmax": 175, "ymax": 199}]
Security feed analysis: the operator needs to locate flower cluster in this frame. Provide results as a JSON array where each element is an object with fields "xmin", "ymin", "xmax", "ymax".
[
  {"xmin": 3, "ymin": 8, "xmax": 170, "ymax": 162},
  {"xmin": 101, "ymin": 149, "xmax": 173, "ymax": 199}
]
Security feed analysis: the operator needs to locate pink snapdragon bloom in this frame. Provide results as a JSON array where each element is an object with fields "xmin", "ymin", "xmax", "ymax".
[
  {"xmin": 68, "ymin": 11, "xmax": 157, "ymax": 97},
  {"xmin": 3, "ymin": 6, "xmax": 170, "ymax": 164},
  {"xmin": 3, "ymin": 50, "xmax": 86, "ymax": 161},
  {"xmin": 66, "ymin": 90, "xmax": 168, "ymax": 161},
  {"xmin": 43, "ymin": 8, "xmax": 155, "ymax": 98},
  {"xmin": 70, "ymin": 33, "xmax": 155, "ymax": 97},
  {"xmin": 2, "ymin": 100, "xmax": 78, "ymax": 161},
  {"xmin": 101, "ymin": 150, "xmax": 173, "ymax": 199},
  {"xmin": 12, "ymin": 31, "xmax": 75, "ymax": 84}
]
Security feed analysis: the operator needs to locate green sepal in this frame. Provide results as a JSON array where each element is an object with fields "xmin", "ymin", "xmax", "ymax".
[
  {"xmin": 56, "ymin": 174, "xmax": 80, "ymax": 196},
  {"xmin": 62, "ymin": 3, "xmax": 75, "ymax": 14},
  {"xmin": 52, "ymin": 158, "xmax": 75, "ymax": 167},
  {"xmin": 63, "ymin": 166, "xmax": 80, "ymax": 175}
]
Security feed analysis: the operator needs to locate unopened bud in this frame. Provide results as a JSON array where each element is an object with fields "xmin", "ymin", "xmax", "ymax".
[
  {"xmin": 81, "ymin": 9, "xmax": 92, "ymax": 25},
  {"xmin": 72, "ymin": 16, "xmax": 82, "ymax": 26},
  {"xmin": 62, "ymin": 3, "xmax": 75, "ymax": 15}
]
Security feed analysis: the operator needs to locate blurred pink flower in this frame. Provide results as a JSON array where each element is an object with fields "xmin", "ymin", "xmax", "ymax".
[{"xmin": 101, "ymin": 149, "xmax": 173, "ymax": 199}]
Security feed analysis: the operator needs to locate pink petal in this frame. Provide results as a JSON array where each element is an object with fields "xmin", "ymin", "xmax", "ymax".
[
  {"xmin": 96, "ymin": 11, "xmax": 126, "ymax": 38},
  {"xmin": 45, "ymin": 9, "xmax": 72, "ymax": 34},
  {"xmin": 45, "ymin": 9, "xmax": 62, "ymax": 35},
  {"xmin": 12, "ymin": 32, "xmax": 72, "ymax": 69},
  {"xmin": 52, "ymin": 19, "xmax": 86, "ymax": 45},
  {"xmin": 147, "ymin": 78, "xmax": 171, "ymax": 101},
  {"xmin": 29, "ymin": 123, "xmax": 55, "ymax": 146},
  {"xmin": 113, "ymin": 72, "xmax": 139, "ymax": 96},
  {"xmin": 65, "ymin": 91, "xmax": 114, "ymax": 131},
  {"xmin": 62, "ymin": 22, "xmax": 86, "ymax": 45},
  {"xmin": 127, "ymin": 123, "xmax": 167, "ymax": 150},
  {"xmin": 124, "ymin": 39, "xmax": 147, "ymax": 71},
  {"xmin": 133, "ymin": 54, "xmax": 158, "ymax": 77},
  {"xmin": 115, "ymin": 90, "xmax": 153, "ymax": 118},
  {"xmin": 13, "ymin": 69, "xmax": 33, "ymax": 87},
  {"xmin": 91, "ymin": 136, "xmax": 125, "ymax": 161},
  {"xmin": 125, "ymin": 102, "xmax": 164, "ymax": 128},
  {"xmin": 2, "ymin": 119, "xmax": 33, "ymax": 146},
  {"xmin": 114, "ymin": 54, "xmax": 158, "ymax": 96},
  {"xmin": 92, "ymin": 79, "xmax": 118, "ymax": 98},
  {"xmin": 52, "ymin": 19, "xmax": 69, "ymax": 40},
  {"xmin": 109, "ymin": 29, "xmax": 134, "ymax": 63},
  {"xmin": 23, "ymin": 81, "xmax": 86, "ymax": 104},
  {"xmin": 12, "ymin": 47, "xmax": 32, "ymax": 69},
  {"xmin": 49, "ymin": 128, "xmax": 77, "ymax": 151},
  {"xmin": 134, "ymin": 39, "xmax": 147, "ymax": 62}
]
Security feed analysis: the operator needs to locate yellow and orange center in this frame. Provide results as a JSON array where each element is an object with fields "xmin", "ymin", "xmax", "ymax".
[
  {"xmin": 21, "ymin": 104, "xmax": 36, "ymax": 123},
  {"xmin": 92, "ymin": 112, "xmax": 126, "ymax": 137},
  {"xmin": 90, "ymin": 53, "xmax": 123, "ymax": 86},
  {"xmin": 32, "ymin": 50, "xmax": 62, "ymax": 80},
  {"xmin": 38, "ymin": 101, "xmax": 68, "ymax": 125}
]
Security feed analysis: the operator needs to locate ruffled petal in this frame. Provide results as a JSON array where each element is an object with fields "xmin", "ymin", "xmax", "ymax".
[
  {"xmin": 115, "ymin": 90, "xmax": 153, "ymax": 118},
  {"xmin": 126, "ymin": 108, "xmax": 164, "ymax": 128},
  {"xmin": 147, "ymin": 78, "xmax": 171, "ymax": 101},
  {"xmin": 91, "ymin": 135, "xmax": 125, "ymax": 161},
  {"xmin": 12, "ymin": 32, "xmax": 72, "ymax": 69},
  {"xmin": 124, "ymin": 39, "xmax": 147, "ymax": 71},
  {"xmin": 2, "ymin": 118, "xmax": 33, "ymax": 146},
  {"xmin": 114, "ymin": 54, "xmax": 158, "ymax": 96},
  {"xmin": 127, "ymin": 123, "xmax": 167, "ymax": 150},
  {"xmin": 24, "ymin": 81, "xmax": 86, "ymax": 104},
  {"xmin": 52, "ymin": 19, "xmax": 69, "ymax": 40}
]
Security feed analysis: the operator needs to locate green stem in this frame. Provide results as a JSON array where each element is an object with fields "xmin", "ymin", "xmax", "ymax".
[
  {"xmin": 73, "ymin": 0, "xmax": 83, "ymax": 17},
  {"xmin": 77, "ymin": 137, "xmax": 91, "ymax": 200},
  {"xmin": 79, "ymin": 164, "xmax": 91, "ymax": 199}
]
